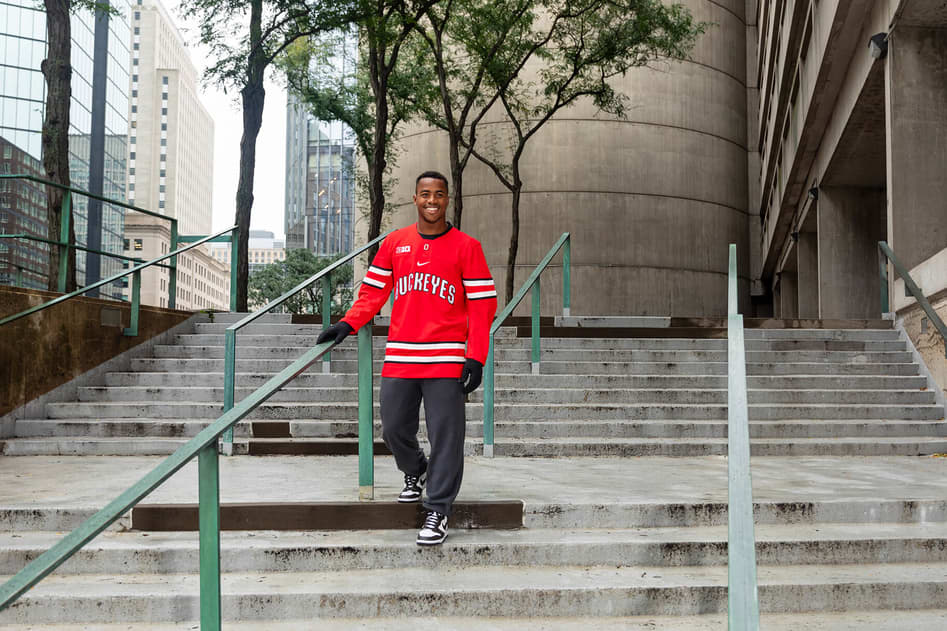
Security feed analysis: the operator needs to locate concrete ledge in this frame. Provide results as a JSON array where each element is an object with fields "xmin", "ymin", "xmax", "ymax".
[
  {"xmin": 131, "ymin": 500, "xmax": 524, "ymax": 531},
  {"xmin": 247, "ymin": 440, "xmax": 392, "ymax": 456},
  {"xmin": 555, "ymin": 316, "xmax": 671, "ymax": 328}
]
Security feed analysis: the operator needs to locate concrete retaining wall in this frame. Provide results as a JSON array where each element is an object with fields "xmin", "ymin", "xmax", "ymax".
[{"xmin": 0, "ymin": 286, "xmax": 192, "ymax": 431}]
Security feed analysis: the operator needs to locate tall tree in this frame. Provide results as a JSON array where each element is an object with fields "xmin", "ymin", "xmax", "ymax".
[
  {"xmin": 40, "ymin": 0, "xmax": 109, "ymax": 292},
  {"xmin": 179, "ymin": 0, "xmax": 361, "ymax": 311},
  {"xmin": 459, "ymin": 0, "xmax": 704, "ymax": 301},
  {"xmin": 408, "ymin": 0, "xmax": 536, "ymax": 230},
  {"xmin": 281, "ymin": 1, "xmax": 439, "ymax": 261}
]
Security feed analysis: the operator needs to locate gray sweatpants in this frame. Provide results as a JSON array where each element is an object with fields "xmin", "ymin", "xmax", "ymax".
[{"xmin": 380, "ymin": 377, "xmax": 466, "ymax": 516}]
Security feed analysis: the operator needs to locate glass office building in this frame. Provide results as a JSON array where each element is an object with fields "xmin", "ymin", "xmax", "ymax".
[
  {"xmin": 284, "ymin": 30, "xmax": 357, "ymax": 257},
  {"xmin": 0, "ymin": 0, "xmax": 130, "ymax": 297}
]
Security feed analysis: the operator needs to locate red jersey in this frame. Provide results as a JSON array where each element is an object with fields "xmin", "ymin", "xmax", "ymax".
[{"xmin": 342, "ymin": 224, "xmax": 498, "ymax": 379}]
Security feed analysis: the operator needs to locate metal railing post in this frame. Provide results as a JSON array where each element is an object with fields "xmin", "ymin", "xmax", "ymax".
[
  {"xmin": 531, "ymin": 281, "xmax": 541, "ymax": 374},
  {"xmin": 563, "ymin": 236, "xmax": 571, "ymax": 316},
  {"xmin": 229, "ymin": 229, "xmax": 238, "ymax": 312},
  {"xmin": 483, "ymin": 338, "xmax": 495, "ymax": 458},
  {"xmin": 168, "ymin": 219, "xmax": 178, "ymax": 309},
  {"xmin": 124, "ymin": 269, "xmax": 141, "ymax": 336},
  {"xmin": 222, "ymin": 328, "xmax": 236, "ymax": 454},
  {"xmin": 358, "ymin": 322, "xmax": 374, "ymax": 499},
  {"xmin": 58, "ymin": 191, "xmax": 71, "ymax": 293},
  {"xmin": 726, "ymin": 243, "xmax": 760, "ymax": 631},
  {"xmin": 322, "ymin": 274, "xmax": 332, "ymax": 373},
  {"xmin": 878, "ymin": 244, "xmax": 890, "ymax": 314},
  {"xmin": 198, "ymin": 444, "xmax": 222, "ymax": 630}
]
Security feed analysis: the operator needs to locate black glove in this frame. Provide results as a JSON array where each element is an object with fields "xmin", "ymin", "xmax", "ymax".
[
  {"xmin": 317, "ymin": 321, "xmax": 353, "ymax": 345},
  {"xmin": 459, "ymin": 358, "xmax": 483, "ymax": 394}
]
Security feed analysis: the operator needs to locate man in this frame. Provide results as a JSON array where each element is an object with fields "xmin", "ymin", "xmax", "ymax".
[{"xmin": 317, "ymin": 171, "xmax": 497, "ymax": 546}]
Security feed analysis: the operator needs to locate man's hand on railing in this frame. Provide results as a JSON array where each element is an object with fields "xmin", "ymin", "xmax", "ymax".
[
  {"xmin": 317, "ymin": 321, "xmax": 353, "ymax": 345},
  {"xmin": 459, "ymin": 358, "xmax": 483, "ymax": 394}
]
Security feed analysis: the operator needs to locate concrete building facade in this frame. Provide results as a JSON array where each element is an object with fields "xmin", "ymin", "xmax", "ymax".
[
  {"xmin": 380, "ymin": 0, "xmax": 755, "ymax": 317},
  {"xmin": 126, "ymin": 0, "xmax": 214, "ymax": 234},
  {"xmin": 756, "ymin": 0, "xmax": 947, "ymax": 380},
  {"xmin": 122, "ymin": 213, "xmax": 230, "ymax": 310},
  {"xmin": 120, "ymin": 0, "xmax": 218, "ymax": 309}
]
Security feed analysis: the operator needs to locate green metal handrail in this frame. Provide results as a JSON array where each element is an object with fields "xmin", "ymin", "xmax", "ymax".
[
  {"xmin": 726, "ymin": 243, "xmax": 760, "ymax": 630},
  {"xmin": 878, "ymin": 241, "xmax": 947, "ymax": 359},
  {"xmin": 220, "ymin": 229, "xmax": 393, "ymax": 493},
  {"xmin": 0, "ymin": 339, "xmax": 337, "ymax": 627},
  {"xmin": 0, "ymin": 174, "xmax": 181, "ymax": 302},
  {"xmin": 482, "ymin": 232, "xmax": 571, "ymax": 458},
  {"xmin": 0, "ymin": 225, "xmax": 238, "ymax": 336}
]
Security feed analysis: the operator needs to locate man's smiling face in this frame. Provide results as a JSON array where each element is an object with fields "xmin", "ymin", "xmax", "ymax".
[{"xmin": 414, "ymin": 177, "xmax": 449, "ymax": 230}]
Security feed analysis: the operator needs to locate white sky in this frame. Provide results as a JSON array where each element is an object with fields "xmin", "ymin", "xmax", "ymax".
[{"xmin": 171, "ymin": 3, "xmax": 287, "ymax": 242}]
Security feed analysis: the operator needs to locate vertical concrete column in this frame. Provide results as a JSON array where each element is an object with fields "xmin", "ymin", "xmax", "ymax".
[
  {"xmin": 817, "ymin": 187, "xmax": 886, "ymax": 319},
  {"xmin": 886, "ymin": 27, "xmax": 947, "ymax": 271},
  {"xmin": 779, "ymin": 272, "xmax": 799, "ymax": 319},
  {"xmin": 797, "ymin": 231, "xmax": 819, "ymax": 318}
]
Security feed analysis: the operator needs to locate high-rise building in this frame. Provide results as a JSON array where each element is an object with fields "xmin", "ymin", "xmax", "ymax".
[
  {"xmin": 126, "ymin": 0, "xmax": 213, "ymax": 234},
  {"xmin": 0, "ymin": 137, "xmax": 47, "ymax": 289},
  {"xmin": 1, "ymin": 0, "xmax": 132, "ymax": 297},
  {"xmin": 121, "ymin": 0, "xmax": 223, "ymax": 309},
  {"xmin": 284, "ymin": 30, "xmax": 357, "ymax": 257},
  {"xmin": 285, "ymin": 100, "xmax": 356, "ymax": 257}
]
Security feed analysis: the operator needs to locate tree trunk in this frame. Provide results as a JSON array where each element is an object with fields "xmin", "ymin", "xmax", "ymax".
[
  {"xmin": 41, "ymin": 0, "xmax": 77, "ymax": 292},
  {"xmin": 235, "ymin": 79, "xmax": 265, "ymax": 312},
  {"xmin": 234, "ymin": 0, "xmax": 266, "ymax": 312},
  {"xmin": 449, "ymin": 137, "xmax": 463, "ymax": 230},
  {"xmin": 505, "ymin": 183, "xmax": 521, "ymax": 304},
  {"xmin": 366, "ymin": 66, "xmax": 388, "ymax": 262}
]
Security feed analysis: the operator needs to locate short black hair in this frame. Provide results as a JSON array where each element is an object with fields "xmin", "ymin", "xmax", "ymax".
[{"xmin": 415, "ymin": 170, "xmax": 449, "ymax": 192}]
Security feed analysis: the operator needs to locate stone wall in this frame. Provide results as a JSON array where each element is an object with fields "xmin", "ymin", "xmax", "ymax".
[{"xmin": 0, "ymin": 286, "xmax": 191, "ymax": 420}]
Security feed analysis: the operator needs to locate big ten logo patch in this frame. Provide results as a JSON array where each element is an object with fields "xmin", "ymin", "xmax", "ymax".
[{"xmin": 395, "ymin": 245, "xmax": 412, "ymax": 254}]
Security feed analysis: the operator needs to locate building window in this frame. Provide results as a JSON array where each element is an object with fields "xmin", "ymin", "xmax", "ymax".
[
  {"xmin": 134, "ymin": 27, "xmax": 140, "ymax": 34},
  {"xmin": 131, "ymin": 105, "xmax": 137, "ymax": 113},
  {"xmin": 162, "ymin": 76, "xmax": 169, "ymax": 85},
  {"xmin": 123, "ymin": 239, "xmax": 129, "ymax": 251},
  {"xmin": 134, "ymin": 239, "xmax": 143, "ymax": 251},
  {"xmin": 130, "ymin": 152, "xmax": 136, "ymax": 160},
  {"xmin": 161, "ymin": 123, "xmax": 167, "ymax": 131},
  {"xmin": 161, "ymin": 108, "xmax": 168, "ymax": 115},
  {"xmin": 160, "ymin": 139, "xmax": 166, "ymax": 146}
]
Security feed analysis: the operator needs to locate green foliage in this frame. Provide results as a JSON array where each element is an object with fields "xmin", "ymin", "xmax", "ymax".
[
  {"xmin": 178, "ymin": 0, "xmax": 364, "ymax": 90},
  {"xmin": 248, "ymin": 248, "xmax": 354, "ymax": 314}
]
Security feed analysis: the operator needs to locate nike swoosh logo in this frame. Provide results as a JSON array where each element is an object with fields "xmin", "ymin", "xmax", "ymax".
[{"xmin": 416, "ymin": 261, "xmax": 431, "ymax": 266}]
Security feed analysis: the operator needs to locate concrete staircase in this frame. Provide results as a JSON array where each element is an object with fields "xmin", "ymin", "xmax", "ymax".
[
  {"xmin": 2, "ymin": 313, "xmax": 945, "ymax": 457},
  {"xmin": 2, "ymin": 312, "xmax": 947, "ymax": 628}
]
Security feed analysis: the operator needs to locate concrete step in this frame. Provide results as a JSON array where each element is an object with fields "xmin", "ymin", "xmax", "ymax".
[
  {"xmin": 42, "ymin": 401, "xmax": 946, "ymax": 421},
  {"xmin": 3, "ymin": 562, "xmax": 947, "ymax": 623},
  {"xmin": 73, "ymin": 385, "xmax": 939, "ymax": 406},
  {"xmin": 493, "ymin": 437, "xmax": 947, "ymax": 457},
  {"xmin": 128, "ymin": 358, "xmax": 922, "ymax": 376},
  {"xmin": 3, "ymin": 611, "xmax": 947, "ymax": 630},
  {"xmin": 3, "ymin": 522, "xmax": 946, "ymax": 575},
  {"xmin": 18, "ymin": 417, "xmax": 946, "ymax": 442},
  {"xmin": 482, "ymin": 419, "xmax": 947, "ymax": 440},
  {"xmin": 151, "ymin": 345, "xmax": 917, "ymax": 364},
  {"xmin": 103, "ymin": 371, "xmax": 932, "ymax": 391},
  {"xmin": 742, "ymin": 329, "xmax": 900, "ymax": 341},
  {"xmin": 0, "ymin": 437, "xmax": 228, "ymax": 457},
  {"xmin": 173, "ymin": 333, "xmax": 908, "ymax": 353}
]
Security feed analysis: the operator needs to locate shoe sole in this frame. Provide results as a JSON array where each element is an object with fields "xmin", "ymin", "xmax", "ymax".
[
  {"xmin": 416, "ymin": 533, "xmax": 447, "ymax": 546},
  {"xmin": 398, "ymin": 496, "xmax": 421, "ymax": 503}
]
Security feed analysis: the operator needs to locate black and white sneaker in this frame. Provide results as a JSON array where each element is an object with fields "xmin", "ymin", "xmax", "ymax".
[
  {"xmin": 397, "ymin": 470, "xmax": 427, "ymax": 503},
  {"xmin": 416, "ymin": 510, "xmax": 448, "ymax": 546}
]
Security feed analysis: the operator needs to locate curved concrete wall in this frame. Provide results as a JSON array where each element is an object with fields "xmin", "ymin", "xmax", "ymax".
[{"xmin": 384, "ymin": 0, "xmax": 749, "ymax": 316}]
